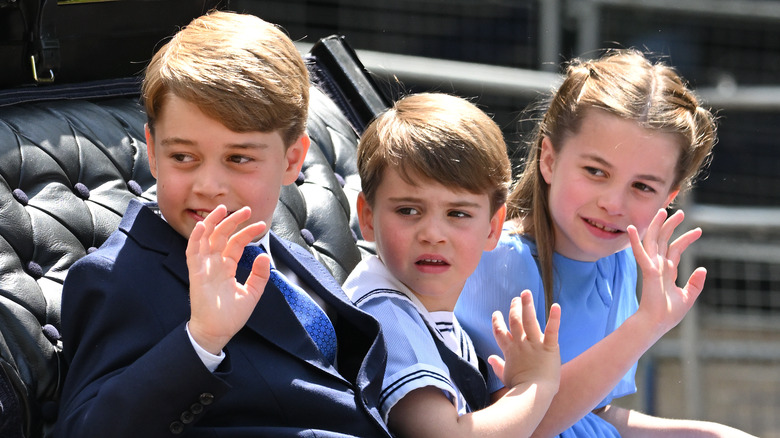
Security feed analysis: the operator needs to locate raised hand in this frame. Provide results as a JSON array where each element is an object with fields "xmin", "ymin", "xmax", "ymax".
[
  {"xmin": 488, "ymin": 290, "xmax": 561, "ymax": 391},
  {"xmin": 628, "ymin": 208, "xmax": 707, "ymax": 337},
  {"xmin": 186, "ymin": 205, "xmax": 271, "ymax": 354}
]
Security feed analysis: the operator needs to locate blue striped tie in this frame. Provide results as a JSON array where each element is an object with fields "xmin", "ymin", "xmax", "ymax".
[{"xmin": 238, "ymin": 245, "xmax": 337, "ymax": 363}]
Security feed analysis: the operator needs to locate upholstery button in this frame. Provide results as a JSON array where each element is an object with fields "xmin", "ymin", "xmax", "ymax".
[
  {"xmin": 180, "ymin": 410, "xmax": 194, "ymax": 424},
  {"xmin": 295, "ymin": 171, "xmax": 305, "ymax": 185},
  {"xmin": 190, "ymin": 402, "xmax": 203, "ymax": 415},
  {"xmin": 169, "ymin": 421, "xmax": 184, "ymax": 434},
  {"xmin": 25, "ymin": 261, "xmax": 43, "ymax": 279},
  {"xmin": 334, "ymin": 172, "xmax": 345, "ymax": 187},
  {"xmin": 300, "ymin": 228, "xmax": 315, "ymax": 246},
  {"xmin": 42, "ymin": 324, "xmax": 61, "ymax": 343},
  {"xmin": 127, "ymin": 179, "xmax": 143, "ymax": 196},
  {"xmin": 74, "ymin": 182, "xmax": 90, "ymax": 199},
  {"xmin": 87, "ymin": 246, "xmax": 98, "ymax": 254},
  {"xmin": 12, "ymin": 188, "xmax": 28, "ymax": 205},
  {"xmin": 199, "ymin": 393, "xmax": 214, "ymax": 405}
]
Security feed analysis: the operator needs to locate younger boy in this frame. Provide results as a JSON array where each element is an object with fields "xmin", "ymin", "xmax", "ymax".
[
  {"xmin": 344, "ymin": 92, "xmax": 562, "ymax": 438},
  {"xmin": 55, "ymin": 11, "xmax": 390, "ymax": 437}
]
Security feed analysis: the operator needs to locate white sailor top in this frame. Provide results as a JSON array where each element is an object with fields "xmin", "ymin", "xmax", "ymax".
[{"xmin": 344, "ymin": 256, "xmax": 483, "ymax": 421}]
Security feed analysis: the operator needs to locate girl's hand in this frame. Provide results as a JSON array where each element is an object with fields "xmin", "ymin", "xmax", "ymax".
[
  {"xmin": 628, "ymin": 209, "xmax": 706, "ymax": 337},
  {"xmin": 186, "ymin": 205, "xmax": 271, "ymax": 354},
  {"xmin": 489, "ymin": 290, "xmax": 561, "ymax": 392}
]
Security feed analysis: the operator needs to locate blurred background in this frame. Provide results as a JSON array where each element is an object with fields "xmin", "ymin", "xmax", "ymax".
[{"xmin": 227, "ymin": 0, "xmax": 780, "ymax": 435}]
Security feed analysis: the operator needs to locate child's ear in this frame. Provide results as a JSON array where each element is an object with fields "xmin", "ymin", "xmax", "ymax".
[
  {"xmin": 539, "ymin": 137, "xmax": 556, "ymax": 184},
  {"xmin": 664, "ymin": 188, "xmax": 680, "ymax": 208},
  {"xmin": 484, "ymin": 203, "xmax": 506, "ymax": 251},
  {"xmin": 356, "ymin": 192, "xmax": 376, "ymax": 242},
  {"xmin": 144, "ymin": 124, "xmax": 158, "ymax": 179},
  {"xmin": 282, "ymin": 134, "xmax": 311, "ymax": 185}
]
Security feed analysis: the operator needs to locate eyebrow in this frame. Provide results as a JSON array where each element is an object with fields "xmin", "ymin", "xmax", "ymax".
[
  {"xmin": 387, "ymin": 196, "xmax": 483, "ymax": 209},
  {"xmin": 158, "ymin": 137, "xmax": 270, "ymax": 150},
  {"xmin": 159, "ymin": 137, "xmax": 195, "ymax": 147},
  {"xmin": 582, "ymin": 153, "xmax": 668, "ymax": 184}
]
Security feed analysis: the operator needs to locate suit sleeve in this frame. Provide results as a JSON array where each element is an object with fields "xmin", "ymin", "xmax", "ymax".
[{"xmin": 55, "ymin": 252, "xmax": 232, "ymax": 437}]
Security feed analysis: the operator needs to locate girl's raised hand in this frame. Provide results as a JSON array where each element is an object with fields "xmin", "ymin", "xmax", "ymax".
[{"xmin": 628, "ymin": 208, "xmax": 707, "ymax": 337}]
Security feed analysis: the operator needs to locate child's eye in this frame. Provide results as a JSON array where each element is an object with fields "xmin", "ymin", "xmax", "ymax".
[
  {"xmin": 449, "ymin": 210, "xmax": 471, "ymax": 219},
  {"xmin": 585, "ymin": 166, "xmax": 605, "ymax": 177},
  {"xmin": 397, "ymin": 207, "xmax": 420, "ymax": 216},
  {"xmin": 228, "ymin": 155, "xmax": 253, "ymax": 164},
  {"xmin": 633, "ymin": 182, "xmax": 657, "ymax": 193},
  {"xmin": 171, "ymin": 153, "xmax": 194, "ymax": 163}
]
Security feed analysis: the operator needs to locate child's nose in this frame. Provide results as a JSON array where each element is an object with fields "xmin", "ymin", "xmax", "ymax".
[
  {"xmin": 597, "ymin": 186, "xmax": 626, "ymax": 215},
  {"xmin": 193, "ymin": 165, "xmax": 228, "ymax": 198},
  {"xmin": 417, "ymin": 215, "xmax": 446, "ymax": 244}
]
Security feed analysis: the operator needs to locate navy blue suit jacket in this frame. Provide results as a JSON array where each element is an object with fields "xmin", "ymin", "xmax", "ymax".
[{"xmin": 55, "ymin": 200, "xmax": 390, "ymax": 437}]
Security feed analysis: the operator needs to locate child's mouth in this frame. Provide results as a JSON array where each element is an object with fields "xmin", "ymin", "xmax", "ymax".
[
  {"xmin": 192, "ymin": 209, "xmax": 236, "ymax": 220},
  {"xmin": 585, "ymin": 218, "xmax": 622, "ymax": 234},
  {"xmin": 416, "ymin": 258, "xmax": 448, "ymax": 266}
]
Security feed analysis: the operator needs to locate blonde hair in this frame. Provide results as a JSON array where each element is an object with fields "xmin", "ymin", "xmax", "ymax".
[
  {"xmin": 358, "ymin": 93, "xmax": 511, "ymax": 214},
  {"xmin": 142, "ymin": 10, "xmax": 309, "ymax": 146},
  {"xmin": 510, "ymin": 49, "xmax": 717, "ymax": 312}
]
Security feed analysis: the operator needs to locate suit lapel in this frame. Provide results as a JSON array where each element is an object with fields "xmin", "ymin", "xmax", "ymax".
[
  {"xmin": 122, "ymin": 212, "xmax": 386, "ymax": 427},
  {"xmin": 267, "ymin": 235, "xmax": 388, "ymax": 428},
  {"xmin": 244, "ymin": 233, "xmax": 343, "ymax": 376},
  {"xmin": 122, "ymin": 209, "xmax": 373, "ymax": 384},
  {"xmin": 121, "ymin": 200, "xmax": 189, "ymax": 286},
  {"xmin": 268, "ymin": 235, "xmax": 387, "ymax": 409}
]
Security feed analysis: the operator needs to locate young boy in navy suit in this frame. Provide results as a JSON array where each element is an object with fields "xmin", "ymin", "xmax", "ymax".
[{"xmin": 55, "ymin": 11, "xmax": 390, "ymax": 437}]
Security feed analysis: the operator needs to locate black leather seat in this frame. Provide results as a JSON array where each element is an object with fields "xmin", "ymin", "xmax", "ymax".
[{"xmin": 0, "ymin": 35, "xmax": 389, "ymax": 438}]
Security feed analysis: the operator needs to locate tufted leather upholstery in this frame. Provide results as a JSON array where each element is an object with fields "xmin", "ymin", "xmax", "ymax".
[{"xmin": 0, "ymin": 35, "xmax": 389, "ymax": 438}]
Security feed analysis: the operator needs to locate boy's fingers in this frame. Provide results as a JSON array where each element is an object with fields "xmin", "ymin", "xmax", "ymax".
[
  {"xmin": 507, "ymin": 296, "xmax": 526, "ymax": 341},
  {"xmin": 245, "ymin": 253, "xmax": 272, "ymax": 301},
  {"xmin": 225, "ymin": 221, "xmax": 268, "ymax": 263},
  {"xmin": 519, "ymin": 290, "xmax": 541, "ymax": 343},
  {"xmin": 202, "ymin": 205, "xmax": 229, "ymax": 231},
  {"xmin": 543, "ymin": 303, "xmax": 561, "ymax": 347},
  {"xmin": 487, "ymin": 355, "xmax": 506, "ymax": 382},
  {"xmin": 186, "ymin": 221, "xmax": 206, "ymax": 258},
  {"xmin": 491, "ymin": 310, "xmax": 511, "ymax": 349},
  {"xmin": 210, "ymin": 206, "xmax": 251, "ymax": 249}
]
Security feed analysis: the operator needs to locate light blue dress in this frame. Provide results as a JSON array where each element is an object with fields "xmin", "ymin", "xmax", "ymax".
[{"xmin": 455, "ymin": 226, "xmax": 639, "ymax": 437}]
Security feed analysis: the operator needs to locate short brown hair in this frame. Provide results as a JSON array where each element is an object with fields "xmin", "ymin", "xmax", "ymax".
[
  {"xmin": 357, "ymin": 93, "xmax": 511, "ymax": 214},
  {"xmin": 142, "ymin": 10, "xmax": 309, "ymax": 146}
]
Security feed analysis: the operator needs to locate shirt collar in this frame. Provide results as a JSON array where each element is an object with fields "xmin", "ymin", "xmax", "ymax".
[{"xmin": 249, "ymin": 232, "xmax": 273, "ymax": 264}]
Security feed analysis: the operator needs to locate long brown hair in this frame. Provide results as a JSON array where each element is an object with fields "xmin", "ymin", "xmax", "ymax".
[{"xmin": 509, "ymin": 49, "xmax": 717, "ymax": 313}]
